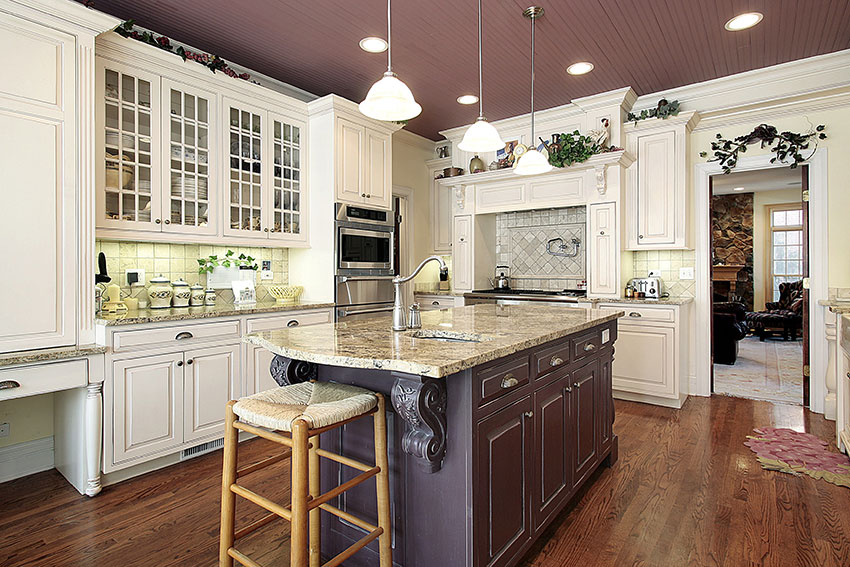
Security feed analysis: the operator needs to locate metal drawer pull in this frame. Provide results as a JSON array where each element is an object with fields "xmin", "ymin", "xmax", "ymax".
[
  {"xmin": 500, "ymin": 374, "xmax": 519, "ymax": 389},
  {"xmin": 629, "ymin": 312, "xmax": 642, "ymax": 318},
  {"xmin": 573, "ymin": 382, "xmax": 581, "ymax": 389},
  {"xmin": 0, "ymin": 380, "xmax": 21, "ymax": 390},
  {"xmin": 432, "ymin": 301, "xmax": 440, "ymax": 306},
  {"xmin": 287, "ymin": 320, "xmax": 300, "ymax": 327},
  {"xmin": 583, "ymin": 343, "xmax": 596, "ymax": 352},
  {"xmin": 550, "ymin": 356, "xmax": 564, "ymax": 367},
  {"xmin": 175, "ymin": 331, "xmax": 194, "ymax": 340},
  {"xmin": 523, "ymin": 411, "xmax": 534, "ymax": 419}
]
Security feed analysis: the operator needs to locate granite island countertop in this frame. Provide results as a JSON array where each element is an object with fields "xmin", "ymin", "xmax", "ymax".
[
  {"xmin": 96, "ymin": 300, "xmax": 335, "ymax": 326},
  {"xmin": 598, "ymin": 297, "xmax": 694, "ymax": 305},
  {"xmin": 245, "ymin": 303, "xmax": 623, "ymax": 378}
]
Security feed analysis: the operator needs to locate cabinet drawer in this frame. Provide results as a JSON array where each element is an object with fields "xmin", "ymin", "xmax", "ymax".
[
  {"xmin": 245, "ymin": 309, "xmax": 332, "ymax": 333},
  {"xmin": 417, "ymin": 296, "xmax": 454, "ymax": 310},
  {"xmin": 112, "ymin": 320, "xmax": 241, "ymax": 352},
  {"xmin": 0, "ymin": 359, "xmax": 87, "ymax": 401},
  {"xmin": 532, "ymin": 340, "xmax": 570, "ymax": 379},
  {"xmin": 476, "ymin": 356, "xmax": 530, "ymax": 407},
  {"xmin": 600, "ymin": 304, "xmax": 676, "ymax": 323},
  {"xmin": 571, "ymin": 331, "xmax": 603, "ymax": 363}
]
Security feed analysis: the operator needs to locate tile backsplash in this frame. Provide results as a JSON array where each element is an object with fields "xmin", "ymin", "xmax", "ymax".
[
  {"xmin": 632, "ymin": 250, "xmax": 696, "ymax": 298},
  {"xmin": 496, "ymin": 206, "xmax": 586, "ymax": 291},
  {"xmin": 95, "ymin": 240, "xmax": 289, "ymax": 302}
]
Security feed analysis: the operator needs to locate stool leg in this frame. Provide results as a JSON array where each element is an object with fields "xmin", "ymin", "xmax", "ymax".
[
  {"xmin": 373, "ymin": 394, "xmax": 393, "ymax": 567},
  {"xmin": 291, "ymin": 418, "xmax": 310, "ymax": 567},
  {"xmin": 219, "ymin": 400, "xmax": 239, "ymax": 567},
  {"xmin": 309, "ymin": 433, "xmax": 321, "ymax": 567}
]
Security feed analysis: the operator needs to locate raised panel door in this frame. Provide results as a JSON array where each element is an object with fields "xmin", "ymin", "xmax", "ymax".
[
  {"xmin": 532, "ymin": 375, "xmax": 572, "ymax": 530},
  {"xmin": 365, "ymin": 129, "xmax": 391, "ymax": 210},
  {"xmin": 475, "ymin": 181, "xmax": 527, "ymax": 214},
  {"xmin": 112, "ymin": 352, "xmax": 183, "ymax": 463},
  {"xmin": 335, "ymin": 117, "xmax": 365, "ymax": 205},
  {"xmin": 636, "ymin": 130, "xmax": 676, "ymax": 245},
  {"xmin": 453, "ymin": 215, "xmax": 472, "ymax": 291},
  {"xmin": 611, "ymin": 323, "xmax": 675, "ymax": 397},
  {"xmin": 183, "ymin": 344, "xmax": 240, "ymax": 443},
  {"xmin": 432, "ymin": 174, "xmax": 453, "ymax": 253},
  {"xmin": 589, "ymin": 202, "xmax": 618, "ymax": 296},
  {"xmin": 476, "ymin": 397, "xmax": 533, "ymax": 567},
  {"xmin": 571, "ymin": 360, "xmax": 598, "ymax": 486}
]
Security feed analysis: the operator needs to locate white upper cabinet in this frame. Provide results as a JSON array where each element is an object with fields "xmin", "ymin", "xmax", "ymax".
[
  {"xmin": 428, "ymin": 158, "xmax": 453, "ymax": 254},
  {"xmin": 452, "ymin": 215, "xmax": 473, "ymax": 292},
  {"xmin": 0, "ymin": 12, "xmax": 77, "ymax": 352},
  {"xmin": 334, "ymin": 116, "xmax": 392, "ymax": 210},
  {"xmin": 268, "ymin": 113, "xmax": 306, "ymax": 242},
  {"xmin": 588, "ymin": 202, "xmax": 619, "ymax": 297},
  {"xmin": 624, "ymin": 111, "xmax": 699, "ymax": 250},
  {"xmin": 223, "ymin": 99, "xmax": 266, "ymax": 239}
]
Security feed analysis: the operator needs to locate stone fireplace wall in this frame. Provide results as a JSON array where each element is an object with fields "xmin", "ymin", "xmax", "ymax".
[{"xmin": 711, "ymin": 193, "xmax": 754, "ymax": 310}]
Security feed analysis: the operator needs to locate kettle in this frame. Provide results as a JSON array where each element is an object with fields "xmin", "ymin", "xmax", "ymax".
[{"xmin": 493, "ymin": 265, "xmax": 511, "ymax": 290}]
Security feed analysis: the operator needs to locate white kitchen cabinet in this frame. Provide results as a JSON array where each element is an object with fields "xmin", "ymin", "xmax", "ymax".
[
  {"xmin": 453, "ymin": 215, "xmax": 473, "ymax": 291},
  {"xmin": 182, "ymin": 344, "xmax": 241, "ymax": 444},
  {"xmin": 451, "ymin": 214, "xmax": 495, "ymax": 293},
  {"xmin": 416, "ymin": 295, "xmax": 456, "ymax": 310},
  {"xmin": 588, "ymin": 202, "xmax": 619, "ymax": 298},
  {"xmin": 334, "ymin": 116, "xmax": 392, "ymax": 209},
  {"xmin": 112, "ymin": 352, "xmax": 183, "ymax": 464},
  {"xmin": 624, "ymin": 111, "xmax": 699, "ymax": 250},
  {"xmin": 837, "ymin": 315, "xmax": 850, "ymax": 453},
  {"xmin": 598, "ymin": 303, "xmax": 690, "ymax": 408},
  {"xmin": 0, "ymin": 12, "xmax": 77, "ymax": 352},
  {"xmin": 428, "ymin": 157, "xmax": 453, "ymax": 253}
]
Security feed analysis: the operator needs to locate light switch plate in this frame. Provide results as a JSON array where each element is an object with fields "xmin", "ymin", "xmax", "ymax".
[
  {"xmin": 260, "ymin": 270, "xmax": 273, "ymax": 280},
  {"xmin": 679, "ymin": 267, "xmax": 695, "ymax": 280}
]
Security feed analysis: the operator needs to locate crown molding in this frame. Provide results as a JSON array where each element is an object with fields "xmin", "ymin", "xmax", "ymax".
[
  {"xmin": 623, "ymin": 110, "xmax": 700, "ymax": 133},
  {"xmin": 572, "ymin": 86, "xmax": 637, "ymax": 112},
  {"xmin": 393, "ymin": 128, "xmax": 437, "ymax": 152},
  {"xmin": 3, "ymin": 0, "xmax": 118, "ymax": 33},
  {"xmin": 307, "ymin": 94, "xmax": 403, "ymax": 134}
]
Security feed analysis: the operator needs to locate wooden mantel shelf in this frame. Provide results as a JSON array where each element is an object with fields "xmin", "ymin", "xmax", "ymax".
[{"xmin": 436, "ymin": 149, "xmax": 635, "ymax": 195}]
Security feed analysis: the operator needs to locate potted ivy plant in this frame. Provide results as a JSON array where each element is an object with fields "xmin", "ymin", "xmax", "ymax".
[{"xmin": 198, "ymin": 250, "xmax": 258, "ymax": 288}]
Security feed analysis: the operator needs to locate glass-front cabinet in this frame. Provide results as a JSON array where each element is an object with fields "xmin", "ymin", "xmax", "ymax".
[{"xmin": 95, "ymin": 58, "xmax": 307, "ymax": 245}]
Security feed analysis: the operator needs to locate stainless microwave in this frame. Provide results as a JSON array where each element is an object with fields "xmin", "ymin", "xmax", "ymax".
[{"xmin": 335, "ymin": 204, "xmax": 394, "ymax": 274}]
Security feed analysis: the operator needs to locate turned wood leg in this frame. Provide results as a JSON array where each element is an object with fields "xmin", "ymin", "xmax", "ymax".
[
  {"xmin": 84, "ymin": 383, "xmax": 103, "ymax": 497},
  {"xmin": 309, "ymin": 433, "xmax": 321, "ymax": 567},
  {"xmin": 373, "ymin": 394, "xmax": 393, "ymax": 567},
  {"xmin": 291, "ymin": 418, "xmax": 310, "ymax": 567},
  {"xmin": 390, "ymin": 375, "xmax": 447, "ymax": 473},
  {"xmin": 219, "ymin": 401, "xmax": 238, "ymax": 567}
]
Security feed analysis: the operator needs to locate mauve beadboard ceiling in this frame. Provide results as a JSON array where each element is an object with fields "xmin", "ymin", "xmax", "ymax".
[{"xmin": 92, "ymin": 0, "xmax": 850, "ymax": 140}]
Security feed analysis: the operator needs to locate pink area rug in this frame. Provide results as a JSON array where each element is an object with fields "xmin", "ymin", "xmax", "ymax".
[{"xmin": 745, "ymin": 427, "xmax": 850, "ymax": 488}]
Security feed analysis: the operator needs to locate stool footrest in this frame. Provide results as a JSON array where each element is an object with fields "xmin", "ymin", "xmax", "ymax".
[
  {"xmin": 315, "ymin": 447, "xmax": 373, "ymax": 472},
  {"xmin": 231, "ymin": 483, "xmax": 292, "ymax": 520},
  {"xmin": 309, "ymin": 466, "xmax": 380, "ymax": 511},
  {"xmin": 318, "ymin": 502, "xmax": 378, "ymax": 533},
  {"xmin": 322, "ymin": 527, "xmax": 384, "ymax": 567},
  {"xmin": 234, "ymin": 511, "xmax": 280, "ymax": 540},
  {"xmin": 234, "ymin": 421, "xmax": 294, "ymax": 447},
  {"xmin": 227, "ymin": 547, "xmax": 263, "ymax": 567},
  {"xmin": 237, "ymin": 450, "xmax": 292, "ymax": 479}
]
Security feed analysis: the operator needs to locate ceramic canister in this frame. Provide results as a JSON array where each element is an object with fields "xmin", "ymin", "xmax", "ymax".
[
  {"xmin": 171, "ymin": 278, "xmax": 191, "ymax": 308},
  {"xmin": 148, "ymin": 275, "xmax": 173, "ymax": 309},
  {"xmin": 190, "ymin": 283, "xmax": 205, "ymax": 306},
  {"xmin": 204, "ymin": 289, "xmax": 216, "ymax": 306}
]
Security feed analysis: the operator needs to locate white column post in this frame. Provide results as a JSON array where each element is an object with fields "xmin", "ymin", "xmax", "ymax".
[
  {"xmin": 824, "ymin": 308, "xmax": 837, "ymax": 420},
  {"xmin": 84, "ymin": 382, "xmax": 103, "ymax": 496}
]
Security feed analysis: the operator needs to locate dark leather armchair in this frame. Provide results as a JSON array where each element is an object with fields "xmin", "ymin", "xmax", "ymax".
[
  {"xmin": 746, "ymin": 280, "xmax": 804, "ymax": 341},
  {"xmin": 713, "ymin": 301, "xmax": 748, "ymax": 364}
]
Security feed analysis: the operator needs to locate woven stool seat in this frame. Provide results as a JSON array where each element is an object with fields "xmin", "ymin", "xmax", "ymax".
[{"xmin": 233, "ymin": 381, "xmax": 378, "ymax": 431}]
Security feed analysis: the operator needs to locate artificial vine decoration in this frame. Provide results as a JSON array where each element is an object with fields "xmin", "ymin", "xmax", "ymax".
[
  {"xmin": 627, "ymin": 98, "xmax": 680, "ymax": 125},
  {"xmin": 544, "ymin": 131, "xmax": 600, "ymax": 168},
  {"xmin": 114, "ymin": 20, "xmax": 253, "ymax": 82},
  {"xmin": 700, "ymin": 124, "xmax": 826, "ymax": 174}
]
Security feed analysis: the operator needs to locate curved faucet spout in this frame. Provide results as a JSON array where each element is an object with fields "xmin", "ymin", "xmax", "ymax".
[
  {"xmin": 393, "ymin": 255, "xmax": 448, "ymax": 285},
  {"xmin": 392, "ymin": 256, "xmax": 448, "ymax": 331}
]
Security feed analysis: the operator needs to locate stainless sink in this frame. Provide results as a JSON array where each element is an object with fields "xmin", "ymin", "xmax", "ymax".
[{"xmin": 407, "ymin": 330, "xmax": 492, "ymax": 343}]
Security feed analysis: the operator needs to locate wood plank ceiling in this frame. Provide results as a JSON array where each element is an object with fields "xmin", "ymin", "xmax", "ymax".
[{"xmin": 91, "ymin": 0, "xmax": 850, "ymax": 140}]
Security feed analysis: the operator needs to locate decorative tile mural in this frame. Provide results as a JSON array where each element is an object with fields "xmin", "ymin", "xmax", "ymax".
[
  {"xmin": 632, "ymin": 249, "xmax": 696, "ymax": 298},
  {"xmin": 496, "ymin": 207, "xmax": 586, "ymax": 291}
]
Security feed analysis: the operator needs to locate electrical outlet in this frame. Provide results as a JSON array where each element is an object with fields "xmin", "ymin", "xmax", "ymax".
[
  {"xmin": 260, "ymin": 270, "xmax": 273, "ymax": 280},
  {"xmin": 126, "ymin": 268, "xmax": 145, "ymax": 286},
  {"xmin": 0, "ymin": 422, "xmax": 9, "ymax": 438},
  {"xmin": 679, "ymin": 267, "xmax": 695, "ymax": 280},
  {"xmin": 648, "ymin": 270, "xmax": 661, "ymax": 278}
]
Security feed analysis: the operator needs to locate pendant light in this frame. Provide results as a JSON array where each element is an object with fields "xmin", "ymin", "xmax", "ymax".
[
  {"xmin": 514, "ymin": 6, "xmax": 552, "ymax": 176},
  {"xmin": 457, "ymin": 0, "xmax": 505, "ymax": 152},
  {"xmin": 359, "ymin": 0, "xmax": 422, "ymax": 121}
]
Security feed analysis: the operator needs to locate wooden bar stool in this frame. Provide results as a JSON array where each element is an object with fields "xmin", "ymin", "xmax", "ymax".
[{"xmin": 219, "ymin": 381, "xmax": 392, "ymax": 567}]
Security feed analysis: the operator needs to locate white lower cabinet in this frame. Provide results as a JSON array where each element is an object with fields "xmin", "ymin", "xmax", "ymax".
[
  {"xmin": 183, "ymin": 344, "xmax": 241, "ymax": 444},
  {"xmin": 598, "ymin": 303, "xmax": 689, "ymax": 408}
]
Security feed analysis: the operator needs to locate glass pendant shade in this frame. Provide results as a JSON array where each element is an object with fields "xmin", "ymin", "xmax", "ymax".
[
  {"xmin": 359, "ymin": 71, "xmax": 422, "ymax": 121},
  {"xmin": 458, "ymin": 117, "xmax": 505, "ymax": 152},
  {"xmin": 514, "ymin": 148, "xmax": 552, "ymax": 176}
]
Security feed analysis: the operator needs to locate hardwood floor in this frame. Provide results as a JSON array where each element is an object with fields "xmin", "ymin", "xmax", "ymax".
[{"xmin": 1, "ymin": 396, "xmax": 848, "ymax": 567}]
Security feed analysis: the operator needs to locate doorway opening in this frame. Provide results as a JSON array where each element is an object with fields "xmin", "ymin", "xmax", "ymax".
[{"xmin": 709, "ymin": 166, "xmax": 808, "ymax": 406}]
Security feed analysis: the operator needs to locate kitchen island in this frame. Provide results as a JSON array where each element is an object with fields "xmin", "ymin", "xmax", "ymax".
[{"xmin": 246, "ymin": 304, "xmax": 622, "ymax": 567}]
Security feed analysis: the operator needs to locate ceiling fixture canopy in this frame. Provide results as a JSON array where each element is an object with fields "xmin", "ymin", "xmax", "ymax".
[
  {"xmin": 458, "ymin": 0, "xmax": 505, "ymax": 152},
  {"xmin": 457, "ymin": 94, "xmax": 479, "ymax": 105},
  {"xmin": 359, "ymin": 0, "xmax": 421, "ymax": 121},
  {"xmin": 515, "ymin": 6, "xmax": 552, "ymax": 176}
]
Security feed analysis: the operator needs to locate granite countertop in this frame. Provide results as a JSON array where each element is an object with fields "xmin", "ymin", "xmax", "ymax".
[
  {"xmin": 96, "ymin": 300, "xmax": 335, "ymax": 326},
  {"xmin": 414, "ymin": 290, "xmax": 457, "ymax": 296},
  {"xmin": 818, "ymin": 299, "xmax": 850, "ymax": 314},
  {"xmin": 0, "ymin": 344, "xmax": 107, "ymax": 368},
  {"xmin": 600, "ymin": 297, "xmax": 694, "ymax": 305},
  {"xmin": 245, "ymin": 303, "xmax": 623, "ymax": 378}
]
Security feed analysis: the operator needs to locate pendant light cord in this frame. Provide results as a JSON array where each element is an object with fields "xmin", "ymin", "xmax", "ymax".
[
  {"xmin": 477, "ymin": 0, "xmax": 484, "ymax": 119},
  {"xmin": 387, "ymin": 0, "xmax": 392, "ymax": 73},
  {"xmin": 530, "ymin": 14, "xmax": 536, "ymax": 142}
]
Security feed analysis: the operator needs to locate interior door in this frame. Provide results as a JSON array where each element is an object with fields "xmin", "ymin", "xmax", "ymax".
[
  {"xmin": 801, "ymin": 165, "xmax": 810, "ymax": 407},
  {"xmin": 183, "ymin": 344, "xmax": 240, "ymax": 443}
]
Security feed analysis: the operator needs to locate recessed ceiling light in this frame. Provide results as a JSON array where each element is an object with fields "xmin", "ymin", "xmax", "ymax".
[
  {"xmin": 725, "ymin": 12, "xmax": 763, "ymax": 31},
  {"xmin": 566, "ymin": 62, "xmax": 594, "ymax": 75},
  {"xmin": 359, "ymin": 36, "xmax": 388, "ymax": 53},
  {"xmin": 733, "ymin": 187, "xmax": 746, "ymax": 191},
  {"xmin": 457, "ymin": 94, "xmax": 479, "ymax": 105}
]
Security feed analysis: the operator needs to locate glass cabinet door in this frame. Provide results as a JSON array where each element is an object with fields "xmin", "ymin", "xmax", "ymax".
[
  {"xmin": 97, "ymin": 63, "xmax": 160, "ymax": 231},
  {"xmin": 225, "ymin": 102, "xmax": 266, "ymax": 238},
  {"xmin": 269, "ymin": 114, "xmax": 306, "ymax": 241},
  {"xmin": 161, "ymin": 79, "xmax": 216, "ymax": 235}
]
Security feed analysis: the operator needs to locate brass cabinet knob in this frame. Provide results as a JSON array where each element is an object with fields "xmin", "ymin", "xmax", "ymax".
[
  {"xmin": 550, "ymin": 356, "xmax": 564, "ymax": 367},
  {"xmin": 584, "ymin": 343, "xmax": 596, "ymax": 352},
  {"xmin": 500, "ymin": 374, "xmax": 519, "ymax": 389},
  {"xmin": 155, "ymin": 218, "xmax": 161, "ymax": 224}
]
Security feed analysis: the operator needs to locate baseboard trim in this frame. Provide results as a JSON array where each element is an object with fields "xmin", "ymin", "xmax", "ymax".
[
  {"xmin": 0, "ymin": 437, "xmax": 54, "ymax": 484},
  {"xmin": 613, "ymin": 390, "xmax": 688, "ymax": 409}
]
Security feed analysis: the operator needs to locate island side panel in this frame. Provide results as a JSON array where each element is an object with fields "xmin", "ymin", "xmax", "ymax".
[{"xmin": 315, "ymin": 365, "xmax": 474, "ymax": 567}]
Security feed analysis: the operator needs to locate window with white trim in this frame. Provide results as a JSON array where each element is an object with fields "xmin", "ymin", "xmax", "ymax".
[{"xmin": 768, "ymin": 204, "xmax": 803, "ymax": 302}]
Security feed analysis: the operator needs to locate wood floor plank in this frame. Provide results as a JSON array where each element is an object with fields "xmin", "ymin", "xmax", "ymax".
[{"xmin": 1, "ymin": 396, "xmax": 848, "ymax": 567}]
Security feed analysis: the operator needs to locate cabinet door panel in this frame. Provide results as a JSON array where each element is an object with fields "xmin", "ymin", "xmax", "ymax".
[
  {"xmin": 432, "ymin": 181, "xmax": 453, "ymax": 253},
  {"xmin": 637, "ymin": 130, "xmax": 676, "ymax": 245},
  {"xmin": 112, "ymin": 353, "xmax": 183, "ymax": 463},
  {"xmin": 476, "ymin": 397, "xmax": 532, "ymax": 567},
  {"xmin": 572, "ymin": 360, "xmax": 598, "ymax": 485},
  {"xmin": 589, "ymin": 202, "xmax": 618, "ymax": 296},
  {"xmin": 475, "ymin": 182, "xmax": 526, "ymax": 214},
  {"xmin": 269, "ymin": 113, "xmax": 307, "ymax": 242},
  {"xmin": 183, "ymin": 344, "xmax": 240, "ymax": 443},
  {"xmin": 598, "ymin": 354, "xmax": 613, "ymax": 451},
  {"xmin": 533, "ymin": 376, "xmax": 571, "ymax": 529},
  {"xmin": 366, "ymin": 129, "xmax": 391, "ymax": 209},
  {"xmin": 453, "ymin": 215, "xmax": 472, "ymax": 291},
  {"xmin": 611, "ymin": 324, "xmax": 675, "ymax": 396},
  {"xmin": 336, "ymin": 118, "xmax": 364, "ymax": 204},
  {"xmin": 224, "ymin": 99, "xmax": 267, "ymax": 238}
]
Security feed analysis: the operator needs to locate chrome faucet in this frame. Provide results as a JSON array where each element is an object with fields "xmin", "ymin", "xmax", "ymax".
[{"xmin": 392, "ymin": 255, "xmax": 448, "ymax": 331}]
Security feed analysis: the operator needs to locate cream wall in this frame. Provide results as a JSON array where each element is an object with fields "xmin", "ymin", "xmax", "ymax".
[
  {"xmin": 0, "ymin": 394, "xmax": 53, "ymax": 449},
  {"xmin": 752, "ymin": 188, "xmax": 802, "ymax": 311}
]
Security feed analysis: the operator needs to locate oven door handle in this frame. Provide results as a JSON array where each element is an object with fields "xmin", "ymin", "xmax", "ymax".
[
  {"xmin": 338, "ymin": 306, "xmax": 395, "ymax": 317},
  {"xmin": 339, "ymin": 275, "xmax": 396, "ymax": 283}
]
